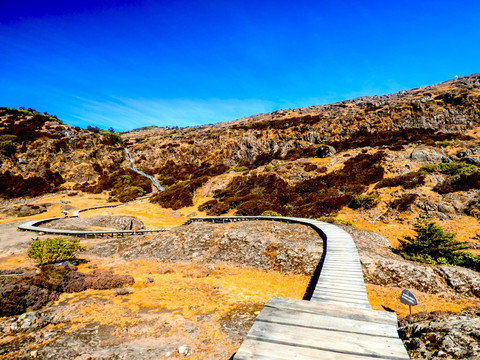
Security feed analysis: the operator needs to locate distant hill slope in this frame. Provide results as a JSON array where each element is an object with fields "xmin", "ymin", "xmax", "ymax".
[
  {"xmin": 3, "ymin": 74, "xmax": 480, "ymax": 233},
  {"xmin": 0, "ymin": 108, "xmax": 151, "ymax": 201},
  {"xmin": 115, "ymin": 75, "xmax": 480, "ymax": 231},
  {"xmin": 123, "ymin": 74, "xmax": 480, "ymax": 173}
]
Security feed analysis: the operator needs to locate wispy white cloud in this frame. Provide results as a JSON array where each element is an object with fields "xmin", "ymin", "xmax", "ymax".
[{"xmin": 67, "ymin": 97, "xmax": 275, "ymax": 131}]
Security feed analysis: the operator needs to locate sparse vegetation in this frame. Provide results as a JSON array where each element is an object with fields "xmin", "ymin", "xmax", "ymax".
[
  {"xmin": 396, "ymin": 215, "xmax": 480, "ymax": 271},
  {"xmin": 349, "ymin": 193, "xmax": 379, "ymax": 210},
  {"xmin": 419, "ymin": 162, "xmax": 478, "ymax": 176},
  {"xmin": 375, "ymin": 171, "xmax": 425, "ymax": 189},
  {"xmin": 434, "ymin": 172, "xmax": 480, "ymax": 193},
  {"xmin": 210, "ymin": 152, "xmax": 385, "ymax": 218},
  {"xmin": 390, "ymin": 193, "xmax": 419, "ymax": 212},
  {"xmin": 226, "ymin": 166, "xmax": 249, "ymax": 173},
  {"xmin": 150, "ymin": 176, "xmax": 209, "ymax": 209},
  {"xmin": 0, "ymin": 170, "xmax": 64, "ymax": 198},
  {"xmin": 316, "ymin": 217, "xmax": 354, "ymax": 226},
  {"xmin": 27, "ymin": 238, "xmax": 86, "ymax": 265},
  {"xmin": 260, "ymin": 210, "xmax": 282, "ymax": 216},
  {"xmin": 99, "ymin": 130, "xmax": 124, "ymax": 145},
  {"xmin": 0, "ymin": 134, "xmax": 17, "ymax": 157}
]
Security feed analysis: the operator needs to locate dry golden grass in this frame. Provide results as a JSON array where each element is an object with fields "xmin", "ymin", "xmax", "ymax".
[
  {"xmin": 74, "ymin": 259, "xmax": 308, "ymax": 319},
  {"xmin": 0, "ymin": 192, "xmax": 111, "ymax": 224},
  {"xmin": 367, "ymin": 284, "xmax": 480, "ymax": 317},
  {"xmin": 0, "ymin": 255, "xmax": 31, "ymax": 270},
  {"xmin": 52, "ymin": 259, "xmax": 309, "ymax": 359}
]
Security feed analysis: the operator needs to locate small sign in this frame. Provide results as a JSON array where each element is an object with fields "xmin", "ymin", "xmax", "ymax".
[{"xmin": 400, "ymin": 289, "xmax": 418, "ymax": 306}]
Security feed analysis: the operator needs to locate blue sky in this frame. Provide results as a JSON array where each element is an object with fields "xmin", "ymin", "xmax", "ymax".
[{"xmin": 1, "ymin": 1, "xmax": 479, "ymax": 131}]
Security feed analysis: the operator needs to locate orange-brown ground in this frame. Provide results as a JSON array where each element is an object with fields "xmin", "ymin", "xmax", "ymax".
[{"xmin": 1, "ymin": 191, "xmax": 480, "ymax": 359}]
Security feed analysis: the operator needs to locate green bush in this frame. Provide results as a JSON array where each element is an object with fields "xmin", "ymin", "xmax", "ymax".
[
  {"xmin": 349, "ymin": 193, "xmax": 379, "ymax": 210},
  {"xmin": 121, "ymin": 174, "xmax": 132, "ymax": 184},
  {"xmin": 260, "ymin": 210, "xmax": 282, "ymax": 217},
  {"xmin": 129, "ymin": 186, "xmax": 146, "ymax": 197},
  {"xmin": 437, "ymin": 140, "xmax": 451, "ymax": 147},
  {"xmin": 27, "ymin": 238, "xmax": 86, "ymax": 265},
  {"xmin": 226, "ymin": 166, "xmax": 249, "ymax": 173},
  {"xmin": 396, "ymin": 215, "xmax": 480, "ymax": 270},
  {"xmin": 99, "ymin": 130, "xmax": 124, "ymax": 145},
  {"xmin": 419, "ymin": 162, "xmax": 478, "ymax": 176}
]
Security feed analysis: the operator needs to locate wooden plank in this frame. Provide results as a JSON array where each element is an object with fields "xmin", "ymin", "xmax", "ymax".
[
  {"xmin": 311, "ymin": 286, "xmax": 367, "ymax": 295},
  {"xmin": 256, "ymin": 307, "xmax": 401, "ymax": 338},
  {"xmin": 245, "ymin": 321, "xmax": 410, "ymax": 359},
  {"xmin": 310, "ymin": 294, "xmax": 370, "ymax": 305},
  {"xmin": 266, "ymin": 297, "xmax": 398, "ymax": 325},
  {"xmin": 234, "ymin": 338, "xmax": 401, "ymax": 360},
  {"xmin": 315, "ymin": 278, "xmax": 367, "ymax": 287},
  {"xmin": 312, "ymin": 290, "xmax": 368, "ymax": 300}
]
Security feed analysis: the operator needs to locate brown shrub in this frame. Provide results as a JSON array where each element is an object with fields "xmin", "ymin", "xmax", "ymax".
[
  {"xmin": 330, "ymin": 129, "xmax": 471, "ymax": 152},
  {"xmin": 303, "ymin": 164, "xmax": 317, "ymax": 172},
  {"xmin": 0, "ymin": 170, "xmax": 64, "ymax": 198},
  {"xmin": 390, "ymin": 194, "xmax": 419, "ymax": 212},
  {"xmin": 434, "ymin": 173, "xmax": 480, "ymax": 193},
  {"xmin": 375, "ymin": 171, "xmax": 425, "ymax": 189},
  {"xmin": 211, "ymin": 151, "xmax": 386, "ymax": 218},
  {"xmin": 150, "ymin": 176, "xmax": 209, "ymax": 209},
  {"xmin": 0, "ymin": 265, "xmax": 134, "ymax": 317},
  {"xmin": 85, "ymin": 269, "xmax": 134, "ymax": 290},
  {"xmin": 198, "ymin": 199, "xmax": 218, "ymax": 211}
]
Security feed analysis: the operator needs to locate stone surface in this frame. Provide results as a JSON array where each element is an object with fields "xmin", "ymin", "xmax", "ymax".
[
  {"xmin": 315, "ymin": 145, "xmax": 336, "ymax": 158},
  {"xmin": 410, "ymin": 146, "xmax": 447, "ymax": 163},
  {"xmin": 398, "ymin": 308, "xmax": 480, "ymax": 359}
]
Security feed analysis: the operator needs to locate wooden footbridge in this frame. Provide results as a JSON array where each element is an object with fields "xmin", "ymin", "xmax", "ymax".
[
  {"xmin": 19, "ymin": 213, "xmax": 410, "ymax": 359},
  {"xmin": 188, "ymin": 216, "xmax": 410, "ymax": 360},
  {"xmin": 17, "ymin": 205, "xmax": 167, "ymax": 237}
]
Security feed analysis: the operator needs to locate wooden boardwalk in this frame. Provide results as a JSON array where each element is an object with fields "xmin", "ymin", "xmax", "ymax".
[
  {"xmin": 17, "ymin": 204, "xmax": 168, "ymax": 237},
  {"xmin": 189, "ymin": 217, "xmax": 410, "ymax": 360},
  {"xmin": 19, "ymin": 213, "xmax": 410, "ymax": 358}
]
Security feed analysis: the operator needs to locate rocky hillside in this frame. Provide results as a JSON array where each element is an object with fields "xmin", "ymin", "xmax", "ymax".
[
  {"xmin": 0, "ymin": 108, "xmax": 151, "ymax": 201},
  {"xmin": 114, "ymin": 75, "xmax": 480, "ymax": 240},
  {"xmin": 124, "ymin": 74, "xmax": 480, "ymax": 174}
]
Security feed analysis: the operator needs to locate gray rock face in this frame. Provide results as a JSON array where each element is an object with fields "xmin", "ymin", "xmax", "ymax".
[
  {"xmin": 398, "ymin": 308, "xmax": 480, "ymax": 359},
  {"xmin": 43, "ymin": 216, "xmax": 144, "ymax": 231},
  {"xmin": 9, "ymin": 312, "xmax": 53, "ymax": 334},
  {"xmin": 410, "ymin": 146, "xmax": 447, "ymax": 163},
  {"xmin": 92, "ymin": 221, "xmax": 323, "ymax": 275},
  {"xmin": 1, "ymin": 204, "xmax": 47, "ymax": 217},
  {"xmin": 315, "ymin": 145, "xmax": 336, "ymax": 158},
  {"xmin": 435, "ymin": 266, "xmax": 480, "ymax": 298},
  {"xmin": 463, "ymin": 155, "xmax": 480, "ymax": 166}
]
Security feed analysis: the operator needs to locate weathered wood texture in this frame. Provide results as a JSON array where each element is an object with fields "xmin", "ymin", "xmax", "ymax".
[{"xmin": 189, "ymin": 216, "xmax": 409, "ymax": 359}]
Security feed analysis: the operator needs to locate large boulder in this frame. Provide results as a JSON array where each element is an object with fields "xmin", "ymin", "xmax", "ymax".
[
  {"xmin": 410, "ymin": 146, "xmax": 447, "ymax": 163},
  {"xmin": 398, "ymin": 308, "xmax": 480, "ymax": 359},
  {"xmin": 315, "ymin": 145, "xmax": 336, "ymax": 158}
]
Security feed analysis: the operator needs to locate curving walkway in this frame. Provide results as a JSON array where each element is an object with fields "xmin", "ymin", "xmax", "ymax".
[
  {"xmin": 188, "ymin": 216, "xmax": 410, "ymax": 359},
  {"xmin": 19, "ymin": 213, "xmax": 409, "ymax": 358},
  {"xmin": 17, "ymin": 204, "xmax": 167, "ymax": 237}
]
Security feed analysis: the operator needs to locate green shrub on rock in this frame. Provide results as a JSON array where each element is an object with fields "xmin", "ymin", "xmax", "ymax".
[
  {"xmin": 27, "ymin": 238, "xmax": 86, "ymax": 265},
  {"xmin": 396, "ymin": 215, "xmax": 480, "ymax": 271},
  {"xmin": 260, "ymin": 210, "xmax": 282, "ymax": 217},
  {"xmin": 397, "ymin": 215, "xmax": 467, "ymax": 262},
  {"xmin": 349, "ymin": 193, "xmax": 379, "ymax": 210},
  {"xmin": 419, "ymin": 162, "xmax": 478, "ymax": 176}
]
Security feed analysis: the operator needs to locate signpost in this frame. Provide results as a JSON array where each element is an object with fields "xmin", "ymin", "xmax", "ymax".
[{"xmin": 400, "ymin": 289, "xmax": 418, "ymax": 315}]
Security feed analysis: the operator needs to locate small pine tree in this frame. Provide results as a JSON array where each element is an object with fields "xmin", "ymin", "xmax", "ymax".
[
  {"xmin": 27, "ymin": 238, "xmax": 86, "ymax": 265},
  {"xmin": 397, "ymin": 214, "xmax": 468, "ymax": 264}
]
